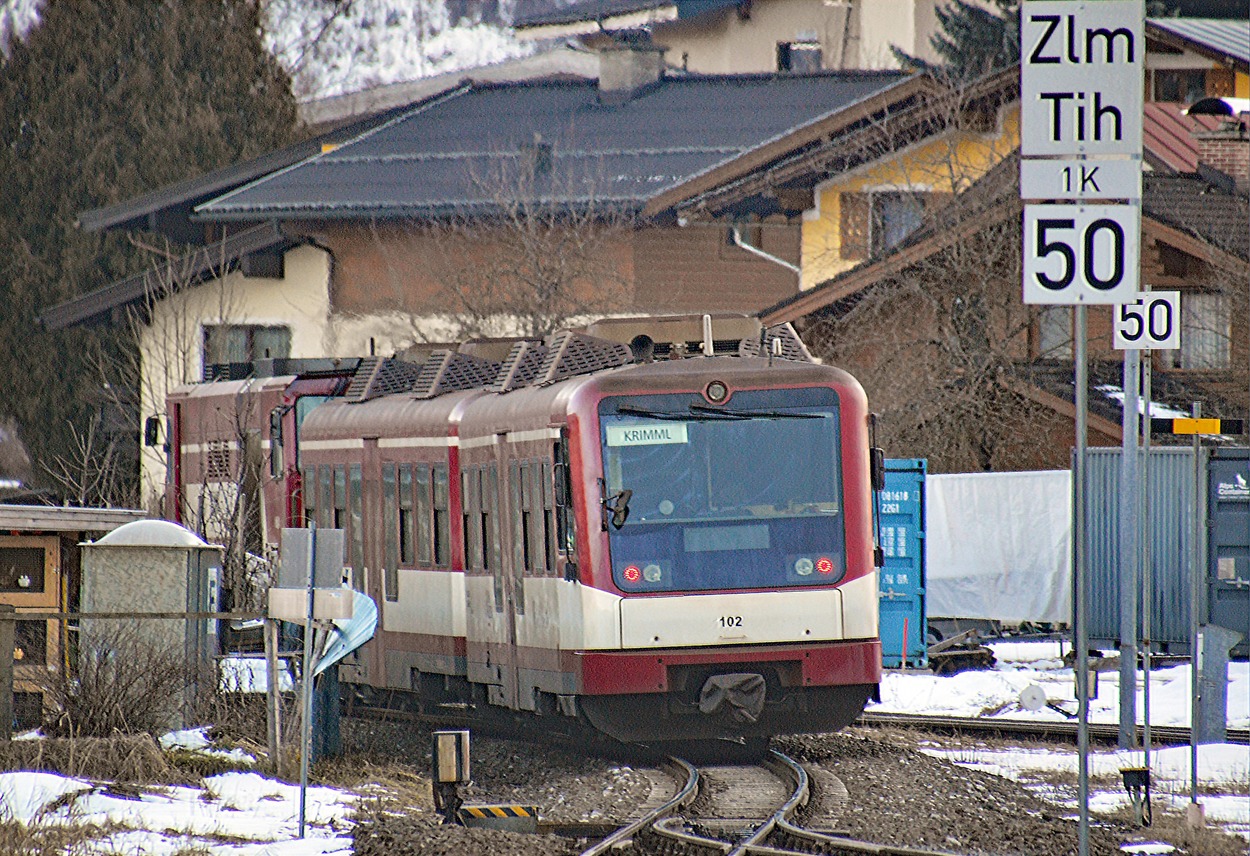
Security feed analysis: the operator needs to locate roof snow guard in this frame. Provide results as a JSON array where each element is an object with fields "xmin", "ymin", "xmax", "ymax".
[
  {"xmin": 412, "ymin": 350, "xmax": 501, "ymax": 399},
  {"xmin": 535, "ymin": 331, "xmax": 633, "ymax": 386},
  {"xmin": 738, "ymin": 323, "xmax": 814, "ymax": 362},
  {"xmin": 344, "ymin": 356, "xmax": 425, "ymax": 403},
  {"xmin": 491, "ymin": 340, "xmax": 550, "ymax": 393}
]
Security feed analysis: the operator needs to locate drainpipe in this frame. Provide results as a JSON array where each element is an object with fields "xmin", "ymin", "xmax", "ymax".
[{"xmin": 730, "ymin": 225, "xmax": 800, "ymax": 275}]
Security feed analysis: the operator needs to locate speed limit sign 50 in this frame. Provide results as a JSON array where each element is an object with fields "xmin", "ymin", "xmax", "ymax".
[
  {"xmin": 1023, "ymin": 204, "xmax": 1140, "ymax": 304},
  {"xmin": 1113, "ymin": 291, "xmax": 1180, "ymax": 350}
]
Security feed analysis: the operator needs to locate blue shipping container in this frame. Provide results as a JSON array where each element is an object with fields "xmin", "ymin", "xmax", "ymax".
[{"xmin": 879, "ymin": 459, "xmax": 926, "ymax": 668}]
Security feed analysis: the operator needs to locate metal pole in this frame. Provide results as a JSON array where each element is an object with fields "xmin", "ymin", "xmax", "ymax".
[
  {"xmin": 299, "ymin": 524, "xmax": 317, "ymax": 838},
  {"xmin": 1119, "ymin": 348, "xmax": 1140, "ymax": 749},
  {"xmin": 1189, "ymin": 403, "xmax": 1201, "ymax": 811},
  {"xmin": 1074, "ymin": 305, "xmax": 1090, "ymax": 856},
  {"xmin": 265, "ymin": 618, "xmax": 283, "ymax": 778},
  {"xmin": 1141, "ymin": 353, "xmax": 1153, "ymax": 770}
]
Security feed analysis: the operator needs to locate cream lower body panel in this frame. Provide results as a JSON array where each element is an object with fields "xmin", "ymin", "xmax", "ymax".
[
  {"xmin": 619, "ymin": 586, "xmax": 845, "ymax": 650},
  {"xmin": 382, "ymin": 569, "xmax": 465, "ymax": 637}
]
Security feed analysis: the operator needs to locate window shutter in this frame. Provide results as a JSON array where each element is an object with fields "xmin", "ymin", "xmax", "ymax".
[
  {"xmin": 840, "ymin": 192, "xmax": 870, "ymax": 261},
  {"xmin": 1206, "ymin": 67, "xmax": 1234, "ymax": 98}
]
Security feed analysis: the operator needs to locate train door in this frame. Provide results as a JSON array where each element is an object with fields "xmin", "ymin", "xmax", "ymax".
[
  {"xmin": 359, "ymin": 438, "xmax": 386, "ymax": 686},
  {"xmin": 464, "ymin": 435, "xmax": 521, "ymax": 709},
  {"xmin": 491, "ymin": 435, "xmax": 522, "ymax": 709}
]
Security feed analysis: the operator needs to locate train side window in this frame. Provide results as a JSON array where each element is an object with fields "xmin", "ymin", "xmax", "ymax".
[
  {"xmin": 526, "ymin": 461, "xmax": 546, "ymax": 576},
  {"xmin": 546, "ymin": 457, "xmax": 564, "ymax": 570},
  {"xmin": 318, "ymin": 466, "xmax": 333, "ymax": 530},
  {"xmin": 349, "ymin": 464, "xmax": 363, "ymax": 583},
  {"xmin": 463, "ymin": 469, "xmax": 480, "ymax": 571},
  {"xmin": 485, "ymin": 466, "xmax": 502, "ymax": 612},
  {"xmin": 383, "ymin": 463, "xmax": 399, "ymax": 602},
  {"xmin": 301, "ymin": 466, "xmax": 315, "ymax": 527},
  {"xmin": 333, "ymin": 466, "xmax": 347, "ymax": 531},
  {"xmin": 415, "ymin": 464, "xmax": 432, "ymax": 566},
  {"xmin": 433, "ymin": 465, "xmax": 450, "ymax": 567},
  {"xmin": 509, "ymin": 462, "xmax": 526, "ymax": 614},
  {"xmin": 400, "ymin": 464, "xmax": 415, "ymax": 565}
]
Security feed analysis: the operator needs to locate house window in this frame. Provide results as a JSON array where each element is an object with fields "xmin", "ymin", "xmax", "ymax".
[
  {"xmin": 202, "ymin": 324, "xmax": 291, "ymax": 373},
  {"xmin": 1171, "ymin": 292, "xmax": 1230, "ymax": 369},
  {"xmin": 1152, "ymin": 69, "xmax": 1206, "ymax": 104},
  {"xmin": 871, "ymin": 192, "xmax": 926, "ymax": 256},
  {"xmin": 777, "ymin": 41, "xmax": 822, "ymax": 73},
  {"xmin": 841, "ymin": 190, "xmax": 930, "ymax": 261},
  {"xmin": 1037, "ymin": 307, "xmax": 1073, "ymax": 359}
]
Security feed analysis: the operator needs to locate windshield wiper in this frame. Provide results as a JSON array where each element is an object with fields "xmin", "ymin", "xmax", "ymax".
[
  {"xmin": 689, "ymin": 404, "xmax": 823, "ymax": 420},
  {"xmin": 615, "ymin": 405, "xmax": 688, "ymax": 421}
]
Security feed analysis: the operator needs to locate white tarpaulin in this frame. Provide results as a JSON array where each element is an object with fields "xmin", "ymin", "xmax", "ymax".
[{"xmin": 926, "ymin": 470, "xmax": 1072, "ymax": 623}]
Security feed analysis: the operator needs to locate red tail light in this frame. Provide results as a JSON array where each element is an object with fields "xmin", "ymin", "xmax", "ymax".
[
  {"xmin": 815, "ymin": 556, "xmax": 835, "ymax": 575},
  {"xmin": 623, "ymin": 565, "xmax": 642, "ymax": 583}
]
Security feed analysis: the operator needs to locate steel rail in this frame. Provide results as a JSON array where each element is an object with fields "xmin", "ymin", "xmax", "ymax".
[
  {"xmin": 858, "ymin": 710, "xmax": 1249, "ymax": 746},
  {"xmin": 577, "ymin": 755, "xmax": 699, "ymax": 856}
]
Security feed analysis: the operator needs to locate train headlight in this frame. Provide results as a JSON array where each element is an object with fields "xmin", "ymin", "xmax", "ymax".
[
  {"xmin": 643, "ymin": 563, "xmax": 662, "ymax": 582},
  {"xmin": 704, "ymin": 380, "xmax": 729, "ymax": 403},
  {"xmin": 794, "ymin": 557, "xmax": 814, "ymax": 576},
  {"xmin": 815, "ymin": 556, "xmax": 835, "ymax": 575},
  {"xmin": 623, "ymin": 565, "xmax": 642, "ymax": 583}
]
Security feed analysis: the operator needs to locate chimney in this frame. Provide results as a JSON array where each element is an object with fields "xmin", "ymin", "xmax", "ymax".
[
  {"xmin": 1194, "ymin": 119, "xmax": 1249, "ymax": 192},
  {"xmin": 598, "ymin": 31, "xmax": 666, "ymax": 104}
]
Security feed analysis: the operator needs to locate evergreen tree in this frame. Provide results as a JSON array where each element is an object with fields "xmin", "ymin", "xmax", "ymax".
[
  {"xmin": 892, "ymin": 0, "xmax": 1020, "ymax": 82},
  {"xmin": 0, "ymin": 0, "xmax": 298, "ymax": 504}
]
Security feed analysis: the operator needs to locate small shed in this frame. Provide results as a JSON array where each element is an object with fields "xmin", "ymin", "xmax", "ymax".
[{"xmin": 0, "ymin": 504, "xmax": 147, "ymax": 729}]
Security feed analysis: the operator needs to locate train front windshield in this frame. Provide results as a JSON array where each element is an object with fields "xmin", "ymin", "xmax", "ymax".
[{"xmin": 599, "ymin": 388, "xmax": 845, "ymax": 593}]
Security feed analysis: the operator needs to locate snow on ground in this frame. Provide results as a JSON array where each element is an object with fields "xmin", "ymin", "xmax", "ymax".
[
  {"xmin": 0, "ymin": 765, "xmax": 354, "ymax": 855},
  {"xmin": 873, "ymin": 639, "xmax": 1250, "ymax": 839},
  {"xmin": 0, "ymin": 640, "xmax": 1245, "ymax": 849}
]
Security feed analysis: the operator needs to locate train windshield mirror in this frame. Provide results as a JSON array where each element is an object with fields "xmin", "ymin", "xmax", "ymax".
[{"xmin": 600, "ymin": 388, "xmax": 844, "ymax": 592}]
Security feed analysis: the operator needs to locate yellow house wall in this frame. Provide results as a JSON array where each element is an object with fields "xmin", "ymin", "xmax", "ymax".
[
  {"xmin": 1237, "ymin": 71, "xmax": 1248, "ymax": 99},
  {"xmin": 800, "ymin": 105, "xmax": 1021, "ymax": 290}
]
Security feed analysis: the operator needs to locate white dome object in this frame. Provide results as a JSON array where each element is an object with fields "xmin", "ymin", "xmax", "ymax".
[{"xmin": 92, "ymin": 520, "xmax": 212, "ymax": 549}]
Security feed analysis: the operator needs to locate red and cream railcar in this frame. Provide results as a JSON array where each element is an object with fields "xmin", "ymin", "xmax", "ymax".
[
  {"xmin": 165, "ymin": 317, "xmax": 882, "ymax": 743},
  {"xmin": 164, "ymin": 362, "xmax": 356, "ymax": 552},
  {"xmin": 288, "ymin": 317, "xmax": 882, "ymax": 743}
]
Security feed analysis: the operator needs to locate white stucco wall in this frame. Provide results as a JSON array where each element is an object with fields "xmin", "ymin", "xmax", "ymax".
[{"xmin": 138, "ymin": 244, "xmax": 334, "ymax": 510}]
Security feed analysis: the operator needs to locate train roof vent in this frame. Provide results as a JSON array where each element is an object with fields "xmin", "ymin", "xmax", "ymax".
[
  {"xmin": 536, "ymin": 331, "xmax": 632, "ymax": 385},
  {"xmin": 738, "ymin": 323, "xmax": 814, "ymax": 362},
  {"xmin": 411, "ymin": 350, "xmax": 500, "ymax": 399},
  {"xmin": 491, "ymin": 340, "xmax": 549, "ymax": 393},
  {"xmin": 343, "ymin": 356, "xmax": 425, "ymax": 403}
]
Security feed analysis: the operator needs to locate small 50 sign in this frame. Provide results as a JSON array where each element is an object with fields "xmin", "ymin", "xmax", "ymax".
[
  {"xmin": 1113, "ymin": 291, "xmax": 1180, "ymax": 350},
  {"xmin": 1023, "ymin": 204, "xmax": 1139, "ymax": 304}
]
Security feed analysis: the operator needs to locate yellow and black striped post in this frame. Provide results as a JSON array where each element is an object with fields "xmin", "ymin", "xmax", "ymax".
[{"xmin": 459, "ymin": 804, "xmax": 539, "ymax": 833}]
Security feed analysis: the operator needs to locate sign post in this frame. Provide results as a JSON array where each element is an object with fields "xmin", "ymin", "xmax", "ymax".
[{"xmin": 1022, "ymin": 3, "xmax": 1144, "ymax": 852}]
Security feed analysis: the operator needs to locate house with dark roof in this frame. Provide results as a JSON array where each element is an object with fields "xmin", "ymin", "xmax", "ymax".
[
  {"xmin": 46, "ymin": 45, "xmax": 950, "ymax": 507},
  {"xmin": 513, "ymin": 0, "xmax": 966, "ymax": 75}
]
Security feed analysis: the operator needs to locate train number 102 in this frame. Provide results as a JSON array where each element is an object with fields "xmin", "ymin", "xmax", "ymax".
[{"xmin": 719, "ymin": 616, "xmax": 743, "ymax": 628}]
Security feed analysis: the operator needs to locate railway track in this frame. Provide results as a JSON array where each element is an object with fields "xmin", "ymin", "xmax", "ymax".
[
  {"xmin": 857, "ymin": 710, "xmax": 1250, "ymax": 746},
  {"xmin": 579, "ymin": 750, "xmax": 965, "ymax": 856}
]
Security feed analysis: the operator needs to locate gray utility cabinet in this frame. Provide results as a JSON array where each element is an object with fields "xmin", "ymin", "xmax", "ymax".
[
  {"xmin": 80, "ymin": 520, "xmax": 224, "ymax": 726},
  {"xmin": 1086, "ymin": 447, "xmax": 1249, "ymax": 654}
]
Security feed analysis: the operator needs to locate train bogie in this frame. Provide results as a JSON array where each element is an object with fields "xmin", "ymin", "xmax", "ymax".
[{"xmin": 167, "ymin": 317, "xmax": 883, "ymax": 743}]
